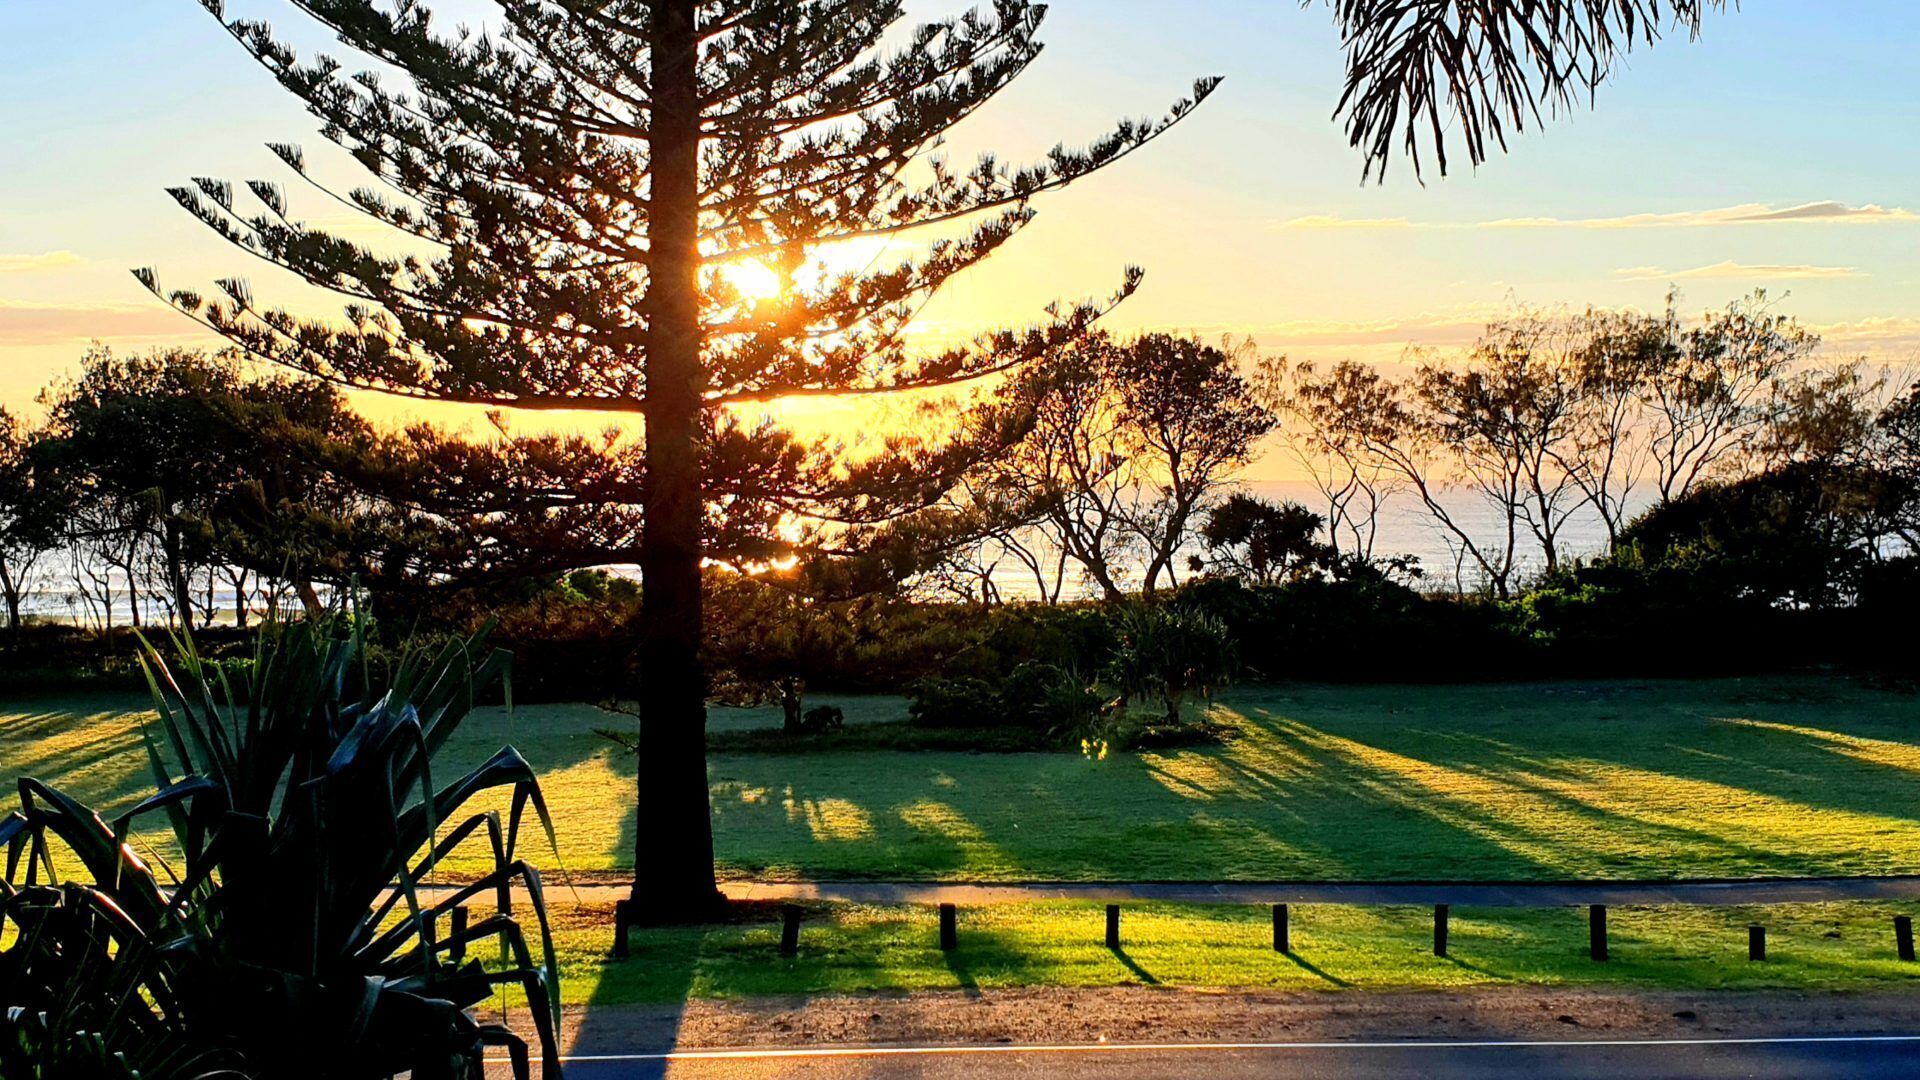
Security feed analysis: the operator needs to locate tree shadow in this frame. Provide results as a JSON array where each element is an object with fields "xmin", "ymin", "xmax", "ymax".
[
  {"xmin": 942, "ymin": 947, "xmax": 983, "ymax": 998},
  {"xmin": 562, "ymin": 902, "xmax": 708, "ymax": 1079}
]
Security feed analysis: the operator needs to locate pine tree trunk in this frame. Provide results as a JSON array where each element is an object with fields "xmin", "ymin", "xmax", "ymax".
[{"xmin": 630, "ymin": 0, "xmax": 722, "ymax": 922}]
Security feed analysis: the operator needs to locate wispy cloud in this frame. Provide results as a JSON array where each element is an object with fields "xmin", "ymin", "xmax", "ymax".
[
  {"xmin": 1615, "ymin": 261, "xmax": 1867, "ymax": 282},
  {"xmin": 0, "ymin": 299, "xmax": 195, "ymax": 345},
  {"xmin": 0, "ymin": 251, "xmax": 85, "ymax": 273},
  {"xmin": 1272, "ymin": 201, "xmax": 1919, "ymax": 232},
  {"xmin": 1816, "ymin": 316, "xmax": 1920, "ymax": 357}
]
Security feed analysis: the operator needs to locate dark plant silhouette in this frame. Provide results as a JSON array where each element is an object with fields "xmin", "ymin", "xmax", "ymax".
[
  {"xmin": 1200, "ymin": 495, "xmax": 1336, "ymax": 585},
  {"xmin": 1, "ymin": 619, "xmax": 564, "ymax": 1078},
  {"xmin": 1324, "ymin": 0, "xmax": 1726, "ymax": 179},
  {"xmin": 0, "ymin": 859, "xmax": 244, "ymax": 1079}
]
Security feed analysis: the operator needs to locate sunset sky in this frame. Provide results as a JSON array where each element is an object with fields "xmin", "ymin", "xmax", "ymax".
[{"xmin": 3, "ymin": 0, "xmax": 1916, "ymax": 479}]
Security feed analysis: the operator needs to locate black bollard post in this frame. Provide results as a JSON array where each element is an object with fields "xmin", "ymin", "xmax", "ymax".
[
  {"xmin": 1897, "ymin": 916, "xmax": 1915, "ymax": 962},
  {"xmin": 612, "ymin": 899, "xmax": 631, "ymax": 959},
  {"xmin": 448, "ymin": 906, "xmax": 469, "ymax": 965},
  {"xmin": 1589, "ymin": 904, "xmax": 1608, "ymax": 962},
  {"xmin": 780, "ymin": 904, "xmax": 803, "ymax": 957},
  {"xmin": 939, "ymin": 903, "xmax": 958, "ymax": 952},
  {"xmin": 1106, "ymin": 904, "xmax": 1121, "ymax": 950},
  {"xmin": 1748, "ymin": 924, "xmax": 1766, "ymax": 962},
  {"xmin": 1434, "ymin": 904, "xmax": 1450, "ymax": 958},
  {"xmin": 1272, "ymin": 903, "xmax": 1291, "ymax": 954}
]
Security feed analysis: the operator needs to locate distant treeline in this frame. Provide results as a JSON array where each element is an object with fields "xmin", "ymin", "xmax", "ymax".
[{"xmin": 2, "ymin": 290, "xmax": 1916, "ymax": 694}]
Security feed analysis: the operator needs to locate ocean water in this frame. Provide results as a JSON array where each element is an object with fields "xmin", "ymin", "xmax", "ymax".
[
  {"xmin": 938, "ymin": 480, "xmax": 1625, "ymax": 602},
  {"xmin": 16, "ymin": 482, "xmax": 1619, "ymax": 623},
  {"xmin": 1244, "ymin": 479, "xmax": 1620, "ymax": 584}
]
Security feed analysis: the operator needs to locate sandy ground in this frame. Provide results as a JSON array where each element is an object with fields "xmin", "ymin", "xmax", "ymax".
[{"xmin": 495, "ymin": 986, "xmax": 1920, "ymax": 1054}]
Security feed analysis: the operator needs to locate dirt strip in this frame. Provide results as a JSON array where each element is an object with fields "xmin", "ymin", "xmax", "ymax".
[{"xmin": 492, "ymin": 987, "xmax": 1920, "ymax": 1055}]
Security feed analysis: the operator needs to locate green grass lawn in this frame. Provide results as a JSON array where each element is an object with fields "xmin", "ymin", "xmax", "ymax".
[
  {"xmin": 559, "ymin": 900, "xmax": 1920, "ymax": 1005},
  {"xmin": 6, "ymin": 676, "xmax": 1920, "ymax": 883},
  {"xmin": 13, "ymin": 676, "xmax": 1920, "ymax": 1000}
]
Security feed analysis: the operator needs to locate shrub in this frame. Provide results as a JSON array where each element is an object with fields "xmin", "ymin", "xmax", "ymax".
[
  {"xmin": 906, "ymin": 676, "xmax": 1004, "ymax": 728},
  {"xmin": 907, "ymin": 663, "xmax": 1104, "ymax": 739},
  {"xmin": 0, "ymin": 872, "xmax": 240, "ymax": 1079},
  {"xmin": 1000, "ymin": 661, "xmax": 1104, "ymax": 734},
  {"xmin": 799, "ymin": 704, "xmax": 845, "ymax": 733},
  {"xmin": 1177, "ymin": 575, "xmax": 1531, "ymax": 682}
]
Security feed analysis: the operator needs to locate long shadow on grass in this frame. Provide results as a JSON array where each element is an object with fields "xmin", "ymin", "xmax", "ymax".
[
  {"xmin": 567, "ymin": 906, "xmax": 703, "ymax": 1080},
  {"xmin": 1230, "ymin": 682, "xmax": 1920, "ymax": 880},
  {"xmin": 942, "ymin": 947, "xmax": 983, "ymax": 998},
  {"xmin": 1273, "ymin": 680, "xmax": 1920, "ymax": 830},
  {"xmin": 0, "ymin": 704, "xmax": 151, "ymax": 806},
  {"xmin": 1285, "ymin": 723, "xmax": 1822, "ymax": 880}
]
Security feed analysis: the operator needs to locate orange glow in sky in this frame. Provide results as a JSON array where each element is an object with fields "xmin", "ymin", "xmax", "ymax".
[{"xmin": 3, "ymin": 1, "xmax": 1918, "ymax": 485}]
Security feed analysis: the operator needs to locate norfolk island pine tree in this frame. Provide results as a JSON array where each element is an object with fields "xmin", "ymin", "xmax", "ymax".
[
  {"xmin": 140, "ymin": 0, "xmax": 1218, "ymax": 921},
  {"xmin": 140, "ymin": 0, "xmax": 1724, "ymax": 921}
]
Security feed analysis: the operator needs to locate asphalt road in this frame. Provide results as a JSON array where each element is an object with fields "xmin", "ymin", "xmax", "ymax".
[{"xmin": 487, "ymin": 1035, "xmax": 1920, "ymax": 1078}]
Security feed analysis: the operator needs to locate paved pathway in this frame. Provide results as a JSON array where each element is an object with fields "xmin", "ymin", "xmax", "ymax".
[
  {"xmin": 717, "ymin": 876, "xmax": 1920, "ymax": 907},
  {"xmin": 461, "ymin": 875, "xmax": 1920, "ymax": 908}
]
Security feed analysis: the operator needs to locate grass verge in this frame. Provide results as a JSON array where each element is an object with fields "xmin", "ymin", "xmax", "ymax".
[
  {"xmin": 531, "ymin": 900, "xmax": 1920, "ymax": 1007},
  {"xmin": 10, "ymin": 676, "xmax": 1920, "ymax": 882}
]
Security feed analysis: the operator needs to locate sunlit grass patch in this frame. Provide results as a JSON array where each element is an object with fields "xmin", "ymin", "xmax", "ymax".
[
  {"xmin": 532, "ymin": 900, "xmax": 1920, "ymax": 1006},
  {"xmin": 8, "ymin": 676, "xmax": 1920, "ymax": 884}
]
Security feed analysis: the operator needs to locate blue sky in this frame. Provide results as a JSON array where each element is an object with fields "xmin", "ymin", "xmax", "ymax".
[{"xmin": 3, "ymin": 0, "xmax": 1916, "ymax": 449}]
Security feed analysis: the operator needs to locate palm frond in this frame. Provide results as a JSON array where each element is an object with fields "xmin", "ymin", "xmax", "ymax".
[{"xmin": 1322, "ymin": 0, "xmax": 1728, "ymax": 178}]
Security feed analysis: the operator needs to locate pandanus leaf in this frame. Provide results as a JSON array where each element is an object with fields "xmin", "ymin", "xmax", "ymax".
[
  {"xmin": 12, "ymin": 615, "xmax": 563, "ymax": 1077},
  {"xmin": 393, "ymin": 746, "xmax": 542, "ymax": 859},
  {"xmin": 361, "ymin": 811, "xmax": 508, "ymax": 948},
  {"xmin": 14, "ymin": 781, "xmax": 166, "ymax": 921}
]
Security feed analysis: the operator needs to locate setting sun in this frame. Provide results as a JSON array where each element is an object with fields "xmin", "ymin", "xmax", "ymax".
[{"xmin": 719, "ymin": 258, "xmax": 786, "ymax": 304}]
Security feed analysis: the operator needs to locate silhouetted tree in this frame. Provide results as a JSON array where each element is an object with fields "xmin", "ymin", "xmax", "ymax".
[
  {"xmin": 1559, "ymin": 306, "xmax": 1672, "ymax": 545},
  {"xmin": 1879, "ymin": 382, "xmax": 1920, "ymax": 550},
  {"xmin": 1414, "ymin": 313, "xmax": 1593, "ymax": 580},
  {"xmin": 1757, "ymin": 361, "xmax": 1889, "ymax": 472},
  {"xmin": 1267, "ymin": 358, "xmax": 1406, "ymax": 562},
  {"xmin": 1646, "ymin": 291, "xmax": 1817, "ymax": 502},
  {"xmin": 975, "ymin": 336, "xmax": 1138, "ymax": 602},
  {"xmin": 1199, "ymin": 494, "xmax": 1334, "ymax": 585},
  {"xmin": 1621, "ymin": 463, "xmax": 1902, "ymax": 610},
  {"xmin": 35, "ymin": 348, "xmax": 257, "ymax": 627},
  {"xmin": 958, "ymin": 332, "xmax": 1271, "ymax": 600},
  {"xmin": 0, "ymin": 411, "xmax": 61, "ymax": 637},
  {"xmin": 1114, "ymin": 335, "xmax": 1275, "ymax": 594},
  {"xmin": 32, "ymin": 348, "xmax": 391, "ymax": 627},
  {"xmin": 146, "ymin": 0, "xmax": 1217, "ymax": 918}
]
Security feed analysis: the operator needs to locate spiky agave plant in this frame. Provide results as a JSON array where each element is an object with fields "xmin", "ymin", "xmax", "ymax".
[
  {"xmin": 131, "ymin": 617, "xmax": 566, "ymax": 1078},
  {"xmin": 1, "ymin": 786, "xmax": 245, "ymax": 1080}
]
